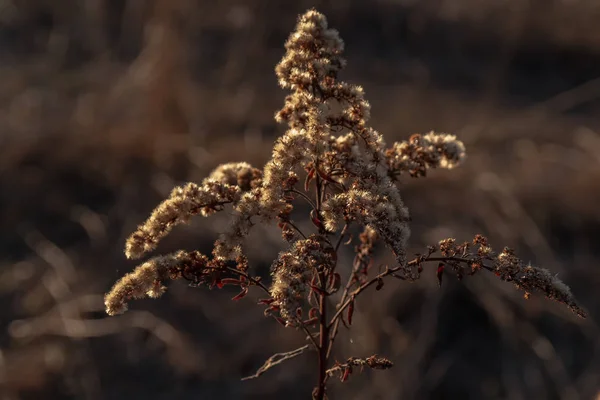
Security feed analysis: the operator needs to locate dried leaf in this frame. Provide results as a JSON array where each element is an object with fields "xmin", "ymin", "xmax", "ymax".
[{"xmin": 436, "ymin": 263, "xmax": 445, "ymax": 287}]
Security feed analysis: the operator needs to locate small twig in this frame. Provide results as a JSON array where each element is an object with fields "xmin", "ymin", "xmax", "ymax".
[
  {"xmin": 287, "ymin": 188, "xmax": 317, "ymax": 210},
  {"xmin": 286, "ymin": 219, "xmax": 308, "ymax": 239},
  {"xmin": 327, "ymin": 255, "xmax": 362, "ymax": 359},
  {"xmin": 333, "ymin": 223, "xmax": 349, "ymax": 253},
  {"xmin": 242, "ymin": 345, "xmax": 310, "ymax": 381},
  {"xmin": 300, "ymin": 323, "xmax": 320, "ymax": 350},
  {"xmin": 223, "ymin": 267, "xmax": 271, "ymax": 294},
  {"xmin": 327, "ymin": 265, "xmax": 404, "ymax": 328}
]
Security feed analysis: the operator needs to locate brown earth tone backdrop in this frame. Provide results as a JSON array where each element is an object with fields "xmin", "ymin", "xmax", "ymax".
[{"xmin": 1, "ymin": 1, "xmax": 600, "ymax": 399}]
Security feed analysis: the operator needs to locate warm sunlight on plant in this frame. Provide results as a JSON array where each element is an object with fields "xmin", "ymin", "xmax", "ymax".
[{"xmin": 105, "ymin": 9, "xmax": 585, "ymax": 399}]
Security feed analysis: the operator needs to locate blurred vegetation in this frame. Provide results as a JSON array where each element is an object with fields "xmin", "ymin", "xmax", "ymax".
[{"xmin": 1, "ymin": 0, "xmax": 599, "ymax": 399}]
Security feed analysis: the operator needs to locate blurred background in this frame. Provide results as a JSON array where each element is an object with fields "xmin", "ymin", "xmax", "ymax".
[{"xmin": 1, "ymin": 0, "xmax": 600, "ymax": 399}]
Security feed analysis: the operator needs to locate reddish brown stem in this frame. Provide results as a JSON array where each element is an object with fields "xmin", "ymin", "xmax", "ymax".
[
  {"xmin": 315, "ymin": 270, "xmax": 329, "ymax": 400},
  {"xmin": 222, "ymin": 267, "xmax": 271, "ymax": 295},
  {"xmin": 327, "ymin": 256, "xmax": 493, "ymax": 329},
  {"xmin": 326, "ymin": 254, "xmax": 362, "ymax": 360}
]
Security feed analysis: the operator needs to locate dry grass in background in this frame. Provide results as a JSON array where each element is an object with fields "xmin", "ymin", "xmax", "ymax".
[{"xmin": 1, "ymin": 0, "xmax": 600, "ymax": 399}]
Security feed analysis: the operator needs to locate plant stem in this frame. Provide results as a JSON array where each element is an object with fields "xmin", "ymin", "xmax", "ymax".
[
  {"xmin": 326, "ymin": 255, "xmax": 362, "ymax": 359},
  {"xmin": 315, "ymin": 271, "xmax": 329, "ymax": 400}
]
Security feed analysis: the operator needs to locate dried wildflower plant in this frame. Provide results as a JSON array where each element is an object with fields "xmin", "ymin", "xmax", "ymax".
[{"xmin": 105, "ymin": 9, "xmax": 585, "ymax": 399}]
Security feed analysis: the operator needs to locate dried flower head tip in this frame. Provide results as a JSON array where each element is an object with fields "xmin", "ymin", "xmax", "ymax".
[
  {"xmin": 494, "ymin": 247, "xmax": 586, "ymax": 318},
  {"xmin": 105, "ymin": 250, "xmax": 209, "ymax": 316},
  {"xmin": 386, "ymin": 132, "xmax": 466, "ymax": 177},
  {"xmin": 208, "ymin": 162, "xmax": 262, "ymax": 191},
  {"xmin": 125, "ymin": 181, "xmax": 241, "ymax": 259},
  {"xmin": 276, "ymin": 9, "xmax": 345, "ymax": 90},
  {"xmin": 433, "ymin": 238, "xmax": 585, "ymax": 317}
]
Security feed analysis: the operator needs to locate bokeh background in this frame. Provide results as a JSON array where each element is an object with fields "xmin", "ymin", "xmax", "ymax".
[{"xmin": 1, "ymin": 0, "xmax": 600, "ymax": 399}]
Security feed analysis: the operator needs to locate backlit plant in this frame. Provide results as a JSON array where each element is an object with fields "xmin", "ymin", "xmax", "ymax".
[{"xmin": 105, "ymin": 9, "xmax": 585, "ymax": 399}]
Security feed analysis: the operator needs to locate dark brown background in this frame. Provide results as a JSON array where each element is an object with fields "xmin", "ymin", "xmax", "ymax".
[{"xmin": 1, "ymin": 0, "xmax": 599, "ymax": 399}]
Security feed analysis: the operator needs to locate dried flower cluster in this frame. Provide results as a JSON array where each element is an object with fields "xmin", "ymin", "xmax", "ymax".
[
  {"xmin": 125, "ymin": 162, "xmax": 260, "ymax": 260},
  {"xmin": 104, "ymin": 9, "xmax": 585, "ymax": 399},
  {"xmin": 322, "ymin": 188, "xmax": 410, "ymax": 273},
  {"xmin": 494, "ymin": 247, "xmax": 584, "ymax": 317},
  {"xmin": 409, "ymin": 234, "xmax": 585, "ymax": 318},
  {"xmin": 326, "ymin": 355, "xmax": 394, "ymax": 383},
  {"xmin": 386, "ymin": 132, "xmax": 466, "ymax": 178},
  {"xmin": 267, "ymin": 235, "xmax": 335, "ymax": 327},
  {"xmin": 105, "ymin": 248, "xmax": 254, "ymax": 316},
  {"xmin": 106, "ymin": 251, "xmax": 195, "ymax": 316}
]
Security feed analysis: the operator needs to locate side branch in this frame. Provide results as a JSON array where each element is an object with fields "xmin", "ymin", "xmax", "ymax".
[
  {"xmin": 327, "ymin": 256, "xmax": 492, "ymax": 329},
  {"xmin": 223, "ymin": 266, "xmax": 271, "ymax": 295},
  {"xmin": 242, "ymin": 345, "xmax": 310, "ymax": 381}
]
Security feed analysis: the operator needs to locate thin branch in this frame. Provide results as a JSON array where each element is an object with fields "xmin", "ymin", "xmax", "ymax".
[
  {"xmin": 422, "ymin": 256, "xmax": 494, "ymax": 272},
  {"xmin": 287, "ymin": 188, "xmax": 317, "ymax": 210},
  {"xmin": 327, "ymin": 256, "xmax": 494, "ymax": 329},
  {"xmin": 286, "ymin": 219, "xmax": 308, "ymax": 239},
  {"xmin": 333, "ymin": 223, "xmax": 349, "ymax": 253},
  {"xmin": 327, "ymin": 255, "xmax": 362, "ymax": 359},
  {"xmin": 314, "ymin": 163, "xmax": 323, "ymax": 213},
  {"xmin": 300, "ymin": 323, "xmax": 321, "ymax": 350},
  {"xmin": 241, "ymin": 345, "xmax": 310, "ymax": 381},
  {"xmin": 327, "ymin": 265, "xmax": 400, "ymax": 329},
  {"xmin": 223, "ymin": 267, "xmax": 271, "ymax": 294}
]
